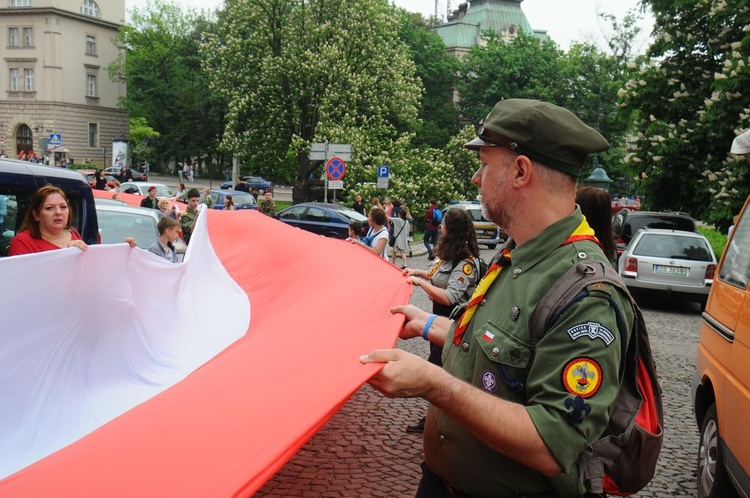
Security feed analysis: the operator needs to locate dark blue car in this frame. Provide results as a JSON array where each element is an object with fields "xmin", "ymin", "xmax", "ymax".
[
  {"xmin": 206, "ymin": 189, "xmax": 258, "ymax": 210},
  {"xmin": 220, "ymin": 175, "xmax": 273, "ymax": 193},
  {"xmin": 274, "ymin": 202, "xmax": 368, "ymax": 238}
]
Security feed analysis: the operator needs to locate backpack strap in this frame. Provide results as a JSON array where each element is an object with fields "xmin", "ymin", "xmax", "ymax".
[{"xmin": 529, "ymin": 261, "xmax": 626, "ymax": 352}]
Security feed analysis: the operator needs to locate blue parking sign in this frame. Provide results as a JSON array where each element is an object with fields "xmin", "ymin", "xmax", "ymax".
[{"xmin": 377, "ymin": 165, "xmax": 390, "ymax": 178}]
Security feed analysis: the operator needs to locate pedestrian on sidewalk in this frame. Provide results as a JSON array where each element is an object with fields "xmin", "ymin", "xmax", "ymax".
[
  {"xmin": 423, "ymin": 199, "xmax": 440, "ymax": 260},
  {"xmin": 361, "ymin": 99, "xmax": 635, "ymax": 497},
  {"xmin": 389, "ymin": 204, "xmax": 412, "ymax": 269}
]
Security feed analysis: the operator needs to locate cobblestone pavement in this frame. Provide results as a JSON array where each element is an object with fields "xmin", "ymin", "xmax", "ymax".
[{"xmin": 256, "ymin": 249, "xmax": 704, "ymax": 497}]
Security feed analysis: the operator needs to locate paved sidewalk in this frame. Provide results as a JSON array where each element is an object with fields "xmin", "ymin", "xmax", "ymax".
[
  {"xmin": 255, "ymin": 256, "xmax": 438, "ymax": 497},
  {"xmin": 255, "ymin": 338, "xmax": 429, "ymax": 498}
]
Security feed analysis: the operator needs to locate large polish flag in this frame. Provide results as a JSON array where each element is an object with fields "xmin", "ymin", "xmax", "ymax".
[{"xmin": 0, "ymin": 209, "xmax": 411, "ymax": 496}]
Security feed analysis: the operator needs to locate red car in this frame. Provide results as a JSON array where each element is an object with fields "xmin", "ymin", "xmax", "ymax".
[
  {"xmin": 612, "ymin": 197, "xmax": 641, "ymax": 214},
  {"xmin": 77, "ymin": 169, "xmax": 117, "ymax": 190}
]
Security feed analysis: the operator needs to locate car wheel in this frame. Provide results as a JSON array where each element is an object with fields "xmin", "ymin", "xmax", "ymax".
[
  {"xmin": 487, "ymin": 244, "xmax": 497, "ymax": 250},
  {"xmin": 698, "ymin": 403, "xmax": 738, "ymax": 498}
]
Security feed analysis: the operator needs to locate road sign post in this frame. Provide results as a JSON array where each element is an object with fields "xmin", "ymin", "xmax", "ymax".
[
  {"xmin": 325, "ymin": 157, "xmax": 347, "ymax": 203},
  {"xmin": 309, "ymin": 143, "xmax": 353, "ymax": 202},
  {"xmin": 377, "ymin": 165, "xmax": 389, "ymax": 190}
]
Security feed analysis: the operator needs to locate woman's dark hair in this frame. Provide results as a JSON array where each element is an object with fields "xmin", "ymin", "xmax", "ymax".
[
  {"xmin": 576, "ymin": 186, "xmax": 615, "ymax": 262},
  {"xmin": 20, "ymin": 184, "xmax": 74, "ymax": 238},
  {"xmin": 369, "ymin": 206, "xmax": 387, "ymax": 226},
  {"xmin": 435, "ymin": 208, "xmax": 480, "ymax": 263}
]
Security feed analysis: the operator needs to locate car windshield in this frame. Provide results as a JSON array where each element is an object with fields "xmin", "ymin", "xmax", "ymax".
[
  {"xmin": 336, "ymin": 207, "xmax": 368, "ymax": 223},
  {"xmin": 625, "ymin": 215, "xmax": 695, "ymax": 238},
  {"xmin": 144, "ymin": 185, "xmax": 173, "ymax": 197},
  {"xmin": 97, "ymin": 209, "xmax": 159, "ymax": 247},
  {"xmin": 229, "ymin": 192, "xmax": 257, "ymax": 206},
  {"xmin": 466, "ymin": 209, "xmax": 486, "ymax": 222},
  {"xmin": 633, "ymin": 233, "xmax": 712, "ymax": 261}
]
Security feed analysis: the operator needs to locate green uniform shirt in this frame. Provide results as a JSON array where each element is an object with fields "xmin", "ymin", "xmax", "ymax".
[
  {"xmin": 424, "ymin": 207, "xmax": 634, "ymax": 497},
  {"xmin": 180, "ymin": 207, "xmax": 198, "ymax": 238},
  {"xmin": 260, "ymin": 199, "xmax": 276, "ymax": 217}
]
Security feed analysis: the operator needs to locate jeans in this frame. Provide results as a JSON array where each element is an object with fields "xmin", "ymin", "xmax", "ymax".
[{"xmin": 424, "ymin": 227, "xmax": 439, "ymax": 256}]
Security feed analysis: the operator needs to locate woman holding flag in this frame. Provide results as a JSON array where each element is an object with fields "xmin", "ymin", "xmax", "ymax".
[{"xmin": 401, "ymin": 207, "xmax": 481, "ymax": 433}]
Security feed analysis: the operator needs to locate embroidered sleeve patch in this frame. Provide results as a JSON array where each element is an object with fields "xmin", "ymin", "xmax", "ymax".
[
  {"xmin": 562, "ymin": 358, "xmax": 602, "ymax": 398},
  {"xmin": 462, "ymin": 263, "xmax": 473, "ymax": 275},
  {"xmin": 567, "ymin": 321, "xmax": 615, "ymax": 346}
]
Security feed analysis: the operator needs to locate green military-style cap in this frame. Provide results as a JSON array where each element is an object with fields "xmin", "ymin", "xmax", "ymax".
[{"xmin": 464, "ymin": 99, "xmax": 610, "ymax": 177}]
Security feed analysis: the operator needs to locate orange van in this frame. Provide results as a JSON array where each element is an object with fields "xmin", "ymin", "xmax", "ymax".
[{"xmin": 692, "ymin": 193, "xmax": 750, "ymax": 497}]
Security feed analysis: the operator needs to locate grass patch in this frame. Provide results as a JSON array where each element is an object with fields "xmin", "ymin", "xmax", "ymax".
[
  {"xmin": 698, "ymin": 225, "xmax": 728, "ymax": 260},
  {"xmin": 274, "ymin": 200, "xmax": 293, "ymax": 211}
]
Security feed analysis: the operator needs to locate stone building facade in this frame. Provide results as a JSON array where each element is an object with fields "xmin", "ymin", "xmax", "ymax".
[{"xmin": 0, "ymin": 0, "xmax": 127, "ymax": 165}]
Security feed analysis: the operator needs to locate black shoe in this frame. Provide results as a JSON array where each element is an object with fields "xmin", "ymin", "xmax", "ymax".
[
  {"xmin": 406, "ymin": 419, "xmax": 425, "ymax": 434},
  {"xmin": 427, "ymin": 254, "xmax": 435, "ymax": 260}
]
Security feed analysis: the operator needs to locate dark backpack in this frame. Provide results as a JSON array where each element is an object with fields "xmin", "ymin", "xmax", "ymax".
[{"xmin": 528, "ymin": 261, "xmax": 663, "ymax": 496}]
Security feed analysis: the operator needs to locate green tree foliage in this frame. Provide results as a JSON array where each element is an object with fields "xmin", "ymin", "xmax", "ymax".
[
  {"xmin": 108, "ymin": 0, "xmax": 226, "ymax": 175},
  {"xmin": 457, "ymin": 31, "xmax": 566, "ymax": 123},
  {"xmin": 622, "ymin": 0, "xmax": 750, "ymax": 227},
  {"xmin": 204, "ymin": 0, "xmax": 424, "ymax": 202},
  {"xmin": 398, "ymin": 12, "xmax": 460, "ymax": 149},
  {"xmin": 561, "ymin": 42, "xmax": 630, "ymax": 183},
  {"xmin": 456, "ymin": 29, "xmax": 633, "ymax": 185},
  {"xmin": 129, "ymin": 117, "xmax": 160, "ymax": 165}
]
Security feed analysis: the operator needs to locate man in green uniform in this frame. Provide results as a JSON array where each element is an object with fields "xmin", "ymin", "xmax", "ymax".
[
  {"xmin": 259, "ymin": 191, "xmax": 276, "ymax": 217},
  {"xmin": 361, "ymin": 99, "xmax": 635, "ymax": 497},
  {"xmin": 180, "ymin": 188, "xmax": 201, "ymax": 245},
  {"xmin": 201, "ymin": 188, "xmax": 215, "ymax": 209}
]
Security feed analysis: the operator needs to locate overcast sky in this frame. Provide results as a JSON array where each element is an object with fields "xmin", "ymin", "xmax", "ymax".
[{"xmin": 125, "ymin": 0, "xmax": 655, "ymax": 53}]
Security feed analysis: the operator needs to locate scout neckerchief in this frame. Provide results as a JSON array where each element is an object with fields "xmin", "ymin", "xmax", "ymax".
[
  {"xmin": 452, "ymin": 218, "xmax": 601, "ymax": 346},
  {"xmin": 426, "ymin": 259, "xmax": 443, "ymax": 279}
]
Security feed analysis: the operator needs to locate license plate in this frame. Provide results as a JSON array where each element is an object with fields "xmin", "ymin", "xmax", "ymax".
[{"xmin": 653, "ymin": 265, "xmax": 688, "ymax": 276}]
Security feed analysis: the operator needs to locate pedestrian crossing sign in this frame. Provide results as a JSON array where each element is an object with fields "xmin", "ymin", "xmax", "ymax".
[{"xmin": 48, "ymin": 133, "xmax": 62, "ymax": 146}]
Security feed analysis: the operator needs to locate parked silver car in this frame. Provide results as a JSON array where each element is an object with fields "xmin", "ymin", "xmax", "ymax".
[
  {"xmin": 618, "ymin": 228, "xmax": 717, "ymax": 307},
  {"xmin": 119, "ymin": 181, "xmax": 173, "ymax": 198},
  {"xmin": 95, "ymin": 199, "xmax": 186, "ymax": 259}
]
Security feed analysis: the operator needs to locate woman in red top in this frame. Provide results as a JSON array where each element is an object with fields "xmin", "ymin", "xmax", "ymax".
[{"xmin": 8, "ymin": 185, "xmax": 88, "ymax": 256}]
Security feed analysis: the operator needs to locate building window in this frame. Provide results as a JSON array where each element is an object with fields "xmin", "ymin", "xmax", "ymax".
[
  {"xmin": 23, "ymin": 27, "xmax": 33, "ymax": 47},
  {"xmin": 86, "ymin": 34, "xmax": 96, "ymax": 55},
  {"xmin": 24, "ymin": 68, "xmax": 33, "ymax": 91},
  {"xmin": 86, "ymin": 74, "xmax": 96, "ymax": 97},
  {"xmin": 88, "ymin": 123, "xmax": 98, "ymax": 147},
  {"xmin": 9, "ymin": 0, "xmax": 31, "ymax": 6},
  {"xmin": 80, "ymin": 0, "xmax": 100, "ymax": 17},
  {"xmin": 9, "ymin": 27, "xmax": 19, "ymax": 47},
  {"xmin": 9, "ymin": 69, "xmax": 19, "ymax": 91}
]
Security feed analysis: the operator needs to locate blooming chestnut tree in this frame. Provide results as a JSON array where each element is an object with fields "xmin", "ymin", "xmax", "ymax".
[
  {"xmin": 622, "ymin": 0, "xmax": 750, "ymax": 227},
  {"xmin": 203, "ymin": 0, "xmax": 434, "ymax": 203}
]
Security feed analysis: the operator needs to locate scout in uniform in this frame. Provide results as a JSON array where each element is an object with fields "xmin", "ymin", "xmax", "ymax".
[
  {"xmin": 180, "ymin": 188, "xmax": 201, "ymax": 245},
  {"xmin": 362, "ymin": 99, "xmax": 634, "ymax": 497}
]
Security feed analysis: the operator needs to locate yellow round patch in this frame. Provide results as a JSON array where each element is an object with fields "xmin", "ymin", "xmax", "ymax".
[
  {"xmin": 562, "ymin": 358, "xmax": 602, "ymax": 398},
  {"xmin": 462, "ymin": 263, "xmax": 473, "ymax": 275}
]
